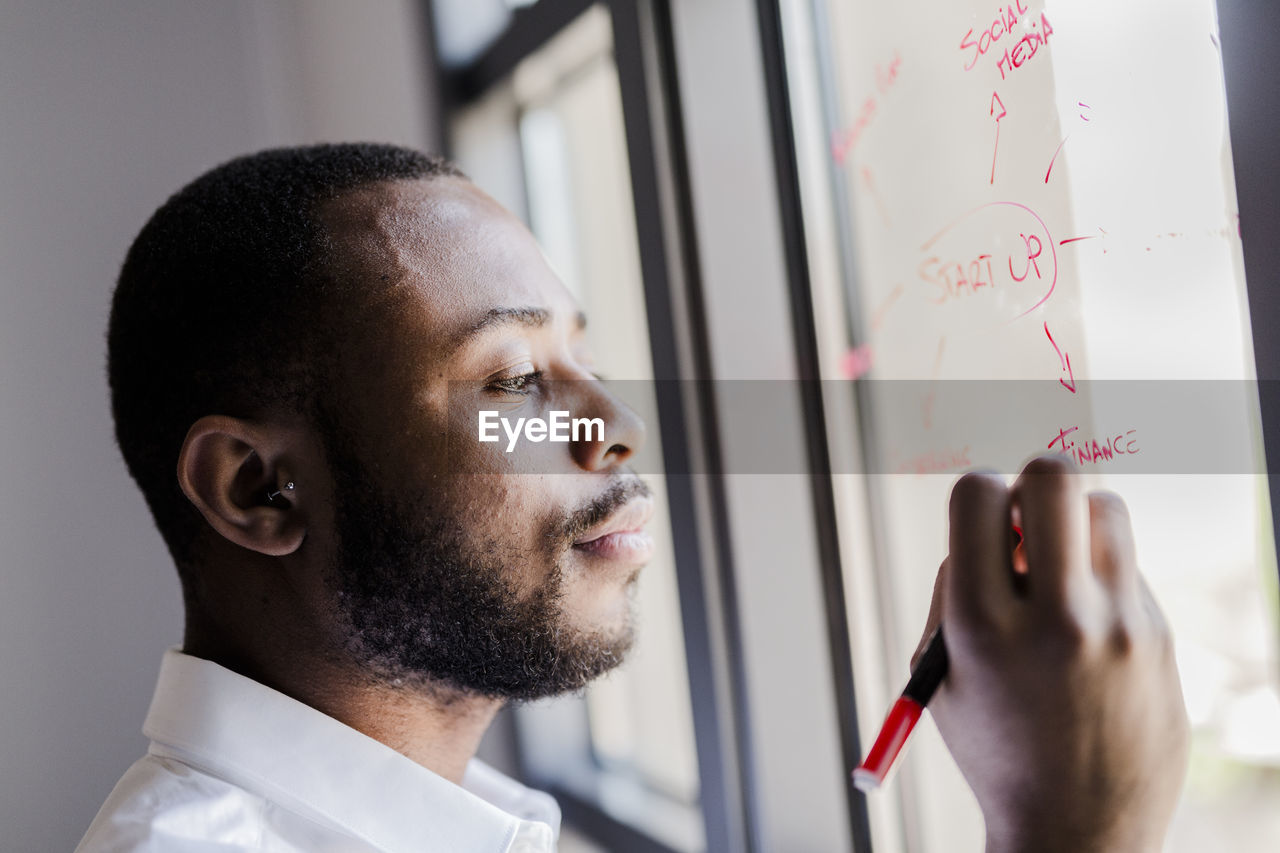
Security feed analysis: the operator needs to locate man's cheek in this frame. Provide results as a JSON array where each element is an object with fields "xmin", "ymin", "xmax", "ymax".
[{"xmin": 442, "ymin": 474, "xmax": 546, "ymax": 531}]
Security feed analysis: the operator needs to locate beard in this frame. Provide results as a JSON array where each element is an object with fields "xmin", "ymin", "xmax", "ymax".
[{"xmin": 317, "ymin": 410, "xmax": 646, "ymax": 702}]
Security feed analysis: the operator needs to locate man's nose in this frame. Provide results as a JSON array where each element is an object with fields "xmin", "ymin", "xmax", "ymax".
[{"xmin": 563, "ymin": 377, "xmax": 646, "ymax": 471}]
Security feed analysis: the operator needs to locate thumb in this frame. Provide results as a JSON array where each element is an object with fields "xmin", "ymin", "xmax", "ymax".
[{"xmin": 912, "ymin": 558, "xmax": 948, "ymax": 671}]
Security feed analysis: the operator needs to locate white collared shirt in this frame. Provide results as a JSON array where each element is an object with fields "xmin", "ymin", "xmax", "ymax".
[{"xmin": 77, "ymin": 650, "xmax": 560, "ymax": 852}]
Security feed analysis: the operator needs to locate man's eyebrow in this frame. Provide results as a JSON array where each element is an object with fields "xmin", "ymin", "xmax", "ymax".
[
  {"xmin": 451, "ymin": 306, "xmax": 587, "ymax": 351},
  {"xmin": 467, "ymin": 306, "xmax": 550, "ymax": 336}
]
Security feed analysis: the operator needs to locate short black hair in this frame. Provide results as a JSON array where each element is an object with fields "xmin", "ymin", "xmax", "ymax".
[{"xmin": 108, "ymin": 143, "xmax": 463, "ymax": 579}]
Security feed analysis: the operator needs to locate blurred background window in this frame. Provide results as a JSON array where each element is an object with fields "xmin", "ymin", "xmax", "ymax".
[
  {"xmin": 439, "ymin": 3, "xmax": 704, "ymax": 850},
  {"xmin": 434, "ymin": 0, "xmax": 535, "ymax": 69}
]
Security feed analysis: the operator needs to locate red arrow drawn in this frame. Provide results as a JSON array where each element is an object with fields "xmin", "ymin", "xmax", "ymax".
[
  {"xmin": 1059, "ymin": 352, "xmax": 1076, "ymax": 393},
  {"xmin": 989, "ymin": 92, "xmax": 1007, "ymax": 184},
  {"xmin": 1045, "ymin": 134, "xmax": 1070, "ymax": 183},
  {"xmin": 1044, "ymin": 322, "xmax": 1077, "ymax": 393}
]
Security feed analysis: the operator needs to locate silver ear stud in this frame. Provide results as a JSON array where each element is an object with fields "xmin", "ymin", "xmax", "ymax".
[{"xmin": 267, "ymin": 482, "xmax": 295, "ymax": 502}]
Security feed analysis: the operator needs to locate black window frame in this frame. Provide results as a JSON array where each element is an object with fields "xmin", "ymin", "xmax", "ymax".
[{"xmin": 425, "ymin": 2, "xmax": 761, "ymax": 851}]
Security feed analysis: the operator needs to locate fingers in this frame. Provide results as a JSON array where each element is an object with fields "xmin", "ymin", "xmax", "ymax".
[
  {"xmin": 947, "ymin": 471, "xmax": 1017, "ymax": 632},
  {"xmin": 944, "ymin": 458, "xmax": 1149, "ymax": 652},
  {"xmin": 1087, "ymin": 491, "xmax": 1139, "ymax": 601},
  {"xmin": 1136, "ymin": 570, "xmax": 1170, "ymax": 635},
  {"xmin": 1012, "ymin": 456, "xmax": 1093, "ymax": 618},
  {"xmin": 912, "ymin": 558, "xmax": 948, "ymax": 671}
]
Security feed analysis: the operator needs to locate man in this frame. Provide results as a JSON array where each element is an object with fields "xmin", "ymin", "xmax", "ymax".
[{"xmin": 81, "ymin": 143, "xmax": 1188, "ymax": 852}]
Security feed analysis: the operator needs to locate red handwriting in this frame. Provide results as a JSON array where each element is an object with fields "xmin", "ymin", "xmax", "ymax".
[
  {"xmin": 919, "ymin": 229, "xmax": 1046, "ymax": 306},
  {"xmin": 961, "ymin": 2, "xmax": 1030, "ymax": 71},
  {"xmin": 991, "ymin": 92, "xmax": 1008, "ymax": 121},
  {"xmin": 1009, "ymin": 232, "xmax": 1044, "ymax": 282},
  {"xmin": 892, "ymin": 445, "xmax": 972, "ymax": 475},
  {"xmin": 1043, "ymin": 322, "xmax": 1076, "ymax": 393},
  {"xmin": 831, "ymin": 51, "xmax": 902, "ymax": 164},
  {"xmin": 870, "ymin": 283, "xmax": 904, "ymax": 331},
  {"xmin": 990, "ymin": 91, "xmax": 1006, "ymax": 184},
  {"xmin": 919, "ymin": 253, "xmax": 996, "ymax": 305},
  {"xmin": 996, "ymin": 13, "xmax": 1054, "ymax": 80},
  {"xmin": 920, "ymin": 202, "xmax": 1058, "ymax": 319},
  {"xmin": 876, "ymin": 50, "xmax": 902, "ymax": 94},
  {"xmin": 1045, "ymin": 100, "xmax": 1091, "ymax": 182},
  {"xmin": 1044, "ymin": 134, "xmax": 1070, "ymax": 183},
  {"xmin": 862, "ymin": 167, "xmax": 891, "ymax": 225},
  {"xmin": 839, "ymin": 344, "xmax": 875, "ymax": 380},
  {"xmin": 1048, "ymin": 426, "xmax": 1140, "ymax": 466},
  {"xmin": 832, "ymin": 98, "xmax": 876, "ymax": 165}
]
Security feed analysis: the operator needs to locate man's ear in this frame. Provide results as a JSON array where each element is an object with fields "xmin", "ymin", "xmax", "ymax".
[{"xmin": 176, "ymin": 415, "xmax": 307, "ymax": 557}]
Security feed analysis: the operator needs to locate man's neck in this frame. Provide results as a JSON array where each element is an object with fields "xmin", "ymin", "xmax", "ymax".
[
  {"xmin": 183, "ymin": 621, "xmax": 503, "ymax": 786},
  {"xmin": 316, "ymin": 677, "xmax": 504, "ymax": 785}
]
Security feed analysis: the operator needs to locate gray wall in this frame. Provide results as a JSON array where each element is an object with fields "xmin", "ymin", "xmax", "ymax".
[{"xmin": 0, "ymin": 3, "xmax": 439, "ymax": 849}]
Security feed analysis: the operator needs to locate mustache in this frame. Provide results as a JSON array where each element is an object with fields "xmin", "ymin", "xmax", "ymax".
[{"xmin": 551, "ymin": 475, "xmax": 653, "ymax": 547}]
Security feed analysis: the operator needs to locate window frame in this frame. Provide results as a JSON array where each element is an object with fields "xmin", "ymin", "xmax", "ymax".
[
  {"xmin": 1220, "ymin": 0, "xmax": 1280, "ymax": 558},
  {"xmin": 429, "ymin": 2, "xmax": 761, "ymax": 851}
]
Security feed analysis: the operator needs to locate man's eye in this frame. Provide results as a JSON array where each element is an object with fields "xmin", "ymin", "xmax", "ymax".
[{"xmin": 488, "ymin": 370, "xmax": 543, "ymax": 395}]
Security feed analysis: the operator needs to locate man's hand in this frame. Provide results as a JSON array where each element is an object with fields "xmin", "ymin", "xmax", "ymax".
[{"xmin": 915, "ymin": 456, "xmax": 1189, "ymax": 853}]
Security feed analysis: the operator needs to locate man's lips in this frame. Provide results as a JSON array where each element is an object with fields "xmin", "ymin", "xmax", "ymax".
[{"xmin": 572, "ymin": 496, "xmax": 656, "ymax": 563}]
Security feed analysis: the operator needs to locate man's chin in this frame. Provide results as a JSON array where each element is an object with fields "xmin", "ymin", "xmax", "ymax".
[
  {"xmin": 484, "ymin": 626, "xmax": 634, "ymax": 703},
  {"xmin": 568, "ymin": 584, "xmax": 640, "ymax": 646},
  {"xmin": 357, "ymin": 621, "xmax": 636, "ymax": 703}
]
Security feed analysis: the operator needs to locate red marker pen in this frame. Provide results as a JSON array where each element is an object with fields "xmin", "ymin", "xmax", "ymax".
[
  {"xmin": 855, "ymin": 523, "xmax": 1024, "ymax": 790},
  {"xmin": 852, "ymin": 626, "xmax": 949, "ymax": 791}
]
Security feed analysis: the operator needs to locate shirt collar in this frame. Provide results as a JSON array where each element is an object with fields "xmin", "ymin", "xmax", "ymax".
[{"xmin": 142, "ymin": 649, "xmax": 559, "ymax": 853}]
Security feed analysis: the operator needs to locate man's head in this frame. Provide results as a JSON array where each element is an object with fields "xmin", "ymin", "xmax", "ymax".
[{"xmin": 109, "ymin": 143, "xmax": 651, "ymax": 701}]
